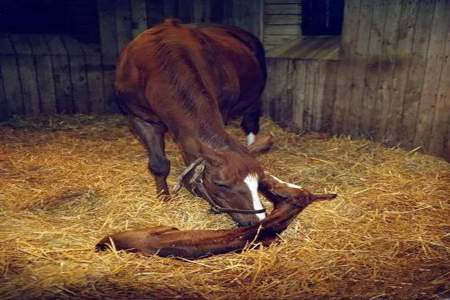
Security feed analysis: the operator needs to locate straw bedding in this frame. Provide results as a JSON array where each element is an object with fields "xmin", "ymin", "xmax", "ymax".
[{"xmin": 0, "ymin": 115, "xmax": 448, "ymax": 299}]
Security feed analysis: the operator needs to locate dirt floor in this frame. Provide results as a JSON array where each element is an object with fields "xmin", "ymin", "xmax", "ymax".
[{"xmin": 0, "ymin": 115, "xmax": 449, "ymax": 299}]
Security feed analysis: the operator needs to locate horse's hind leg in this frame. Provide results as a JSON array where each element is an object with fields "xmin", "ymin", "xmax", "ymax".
[
  {"xmin": 241, "ymin": 103, "xmax": 261, "ymax": 146},
  {"xmin": 129, "ymin": 116, "xmax": 171, "ymax": 198}
]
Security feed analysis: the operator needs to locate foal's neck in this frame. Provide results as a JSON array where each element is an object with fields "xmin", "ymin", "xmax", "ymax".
[{"xmin": 238, "ymin": 201, "xmax": 304, "ymax": 239}]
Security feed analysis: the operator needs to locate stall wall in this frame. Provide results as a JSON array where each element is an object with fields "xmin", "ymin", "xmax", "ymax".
[{"xmin": 263, "ymin": 0, "xmax": 450, "ymax": 160}]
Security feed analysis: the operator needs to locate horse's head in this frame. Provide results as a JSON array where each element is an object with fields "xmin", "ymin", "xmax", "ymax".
[{"xmin": 194, "ymin": 146, "xmax": 267, "ymax": 227}]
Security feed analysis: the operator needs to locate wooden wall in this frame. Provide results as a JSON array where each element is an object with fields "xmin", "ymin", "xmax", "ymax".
[
  {"xmin": 263, "ymin": 0, "xmax": 302, "ymax": 50},
  {"xmin": 0, "ymin": 0, "xmax": 263, "ymax": 119},
  {"xmin": 0, "ymin": 34, "xmax": 105, "ymax": 118},
  {"xmin": 263, "ymin": 0, "xmax": 450, "ymax": 160}
]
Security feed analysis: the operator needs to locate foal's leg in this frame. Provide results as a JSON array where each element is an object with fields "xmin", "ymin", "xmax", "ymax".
[
  {"xmin": 129, "ymin": 116, "xmax": 170, "ymax": 197},
  {"xmin": 241, "ymin": 103, "xmax": 261, "ymax": 146}
]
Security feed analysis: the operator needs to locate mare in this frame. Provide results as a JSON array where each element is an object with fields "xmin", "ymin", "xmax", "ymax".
[{"xmin": 115, "ymin": 19, "xmax": 269, "ymax": 226}]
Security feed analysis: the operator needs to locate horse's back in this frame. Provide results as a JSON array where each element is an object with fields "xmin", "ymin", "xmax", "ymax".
[{"xmin": 115, "ymin": 19, "xmax": 266, "ymax": 123}]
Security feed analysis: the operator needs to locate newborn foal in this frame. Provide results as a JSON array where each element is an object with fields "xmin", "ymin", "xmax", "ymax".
[{"xmin": 96, "ymin": 174, "xmax": 336, "ymax": 260}]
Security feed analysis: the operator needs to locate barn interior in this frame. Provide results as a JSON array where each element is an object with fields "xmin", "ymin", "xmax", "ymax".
[{"xmin": 0, "ymin": 0, "xmax": 449, "ymax": 299}]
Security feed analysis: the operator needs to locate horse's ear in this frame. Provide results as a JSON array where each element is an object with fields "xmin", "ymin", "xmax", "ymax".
[{"xmin": 247, "ymin": 135, "xmax": 273, "ymax": 155}]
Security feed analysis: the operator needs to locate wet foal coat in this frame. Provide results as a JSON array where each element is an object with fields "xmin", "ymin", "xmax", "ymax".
[{"xmin": 96, "ymin": 175, "xmax": 337, "ymax": 259}]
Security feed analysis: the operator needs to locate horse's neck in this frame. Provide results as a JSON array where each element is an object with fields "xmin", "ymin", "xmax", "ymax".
[{"xmin": 176, "ymin": 120, "xmax": 246, "ymax": 164}]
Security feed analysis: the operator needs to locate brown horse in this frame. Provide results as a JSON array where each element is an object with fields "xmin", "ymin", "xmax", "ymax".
[
  {"xmin": 115, "ymin": 19, "xmax": 269, "ymax": 226},
  {"xmin": 96, "ymin": 174, "xmax": 337, "ymax": 260}
]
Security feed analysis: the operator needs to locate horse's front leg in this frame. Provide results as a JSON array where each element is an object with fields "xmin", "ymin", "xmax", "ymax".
[{"xmin": 129, "ymin": 116, "xmax": 170, "ymax": 198}]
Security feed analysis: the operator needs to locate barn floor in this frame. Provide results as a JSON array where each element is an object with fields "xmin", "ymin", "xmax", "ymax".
[{"xmin": 0, "ymin": 115, "xmax": 449, "ymax": 299}]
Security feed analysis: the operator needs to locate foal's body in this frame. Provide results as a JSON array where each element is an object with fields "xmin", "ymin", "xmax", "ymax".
[{"xmin": 96, "ymin": 176, "xmax": 336, "ymax": 260}]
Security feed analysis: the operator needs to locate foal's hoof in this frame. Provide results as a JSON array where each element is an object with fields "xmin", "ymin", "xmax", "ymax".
[{"xmin": 247, "ymin": 134, "xmax": 273, "ymax": 155}]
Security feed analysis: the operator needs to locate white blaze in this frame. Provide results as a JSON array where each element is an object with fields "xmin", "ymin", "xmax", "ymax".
[
  {"xmin": 269, "ymin": 174, "xmax": 303, "ymax": 189},
  {"xmin": 244, "ymin": 174, "xmax": 266, "ymax": 221},
  {"xmin": 247, "ymin": 133, "xmax": 256, "ymax": 145}
]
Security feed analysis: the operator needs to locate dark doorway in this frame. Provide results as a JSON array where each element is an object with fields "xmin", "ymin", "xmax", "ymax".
[
  {"xmin": 302, "ymin": 0, "xmax": 345, "ymax": 36},
  {"xmin": 0, "ymin": 0, "xmax": 99, "ymax": 43}
]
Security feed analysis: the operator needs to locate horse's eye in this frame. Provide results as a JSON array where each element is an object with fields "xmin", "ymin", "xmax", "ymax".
[{"xmin": 213, "ymin": 180, "xmax": 230, "ymax": 188}]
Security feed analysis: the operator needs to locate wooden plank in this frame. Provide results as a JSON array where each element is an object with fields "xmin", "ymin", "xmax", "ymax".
[
  {"xmin": 98, "ymin": 0, "xmax": 119, "ymax": 61},
  {"xmin": 265, "ymin": 0, "xmax": 300, "ymax": 3},
  {"xmin": 446, "ymin": 123, "xmax": 450, "ymax": 161},
  {"xmin": 45, "ymin": 35, "xmax": 74, "ymax": 114},
  {"xmin": 232, "ymin": 0, "xmax": 260, "ymax": 36},
  {"xmin": 281, "ymin": 59, "xmax": 294, "ymax": 128},
  {"xmin": 62, "ymin": 36, "xmax": 90, "ymax": 114},
  {"xmin": 399, "ymin": 0, "xmax": 436, "ymax": 148},
  {"xmin": 266, "ymin": 59, "xmax": 288, "ymax": 123},
  {"xmin": 427, "ymin": 2, "xmax": 450, "ymax": 155},
  {"xmin": 385, "ymin": 0, "xmax": 419, "ymax": 144},
  {"xmin": 82, "ymin": 45, "xmax": 105, "ymax": 114},
  {"xmin": 193, "ymin": 0, "xmax": 206, "ymax": 23},
  {"xmin": 332, "ymin": 0, "xmax": 361, "ymax": 135},
  {"xmin": 320, "ymin": 62, "xmax": 338, "ymax": 132},
  {"xmin": 359, "ymin": 0, "xmax": 387, "ymax": 137},
  {"xmin": 375, "ymin": 0, "xmax": 402, "ymax": 142},
  {"xmin": 130, "ymin": 0, "xmax": 148, "ymax": 38},
  {"xmin": 264, "ymin": 24, "xmax": 301, "ymax": 35},
  {"xmin": 414, "ymin": 0, "xmax": 450, "ymax": 151},
  {"xmin": 98, "ymin": 0, "xmax": 119, "ymax": 112},
  {"xmin": 264, "ymin": 34, "xmax": 298, "ymax": 44},
  {"xmin": 0, "ymin": 34, "xmax": 24, "ymax": 115},
  {"xmin": 265, "ymin": 15, "xmax": 301, "ymax": 25},
  {"xmin": 28, "ymin": 35, "xmax": 57, "ymax": 114},
  {"xmin": 304, "ymin": 61, "xmax": 317, "ymax": 131},
  {"xmin": 63, "ymin": 41, "xmax": 89, "ymax": 121},
  {"xmin": 264, "ymin": 4, "xmax": 301, "ymax": 15},
  {"xmin": 261, "ymin": 59, "xmax": 275, "ymax": 116},
  {"xmin": 116, "ymin": 0, "xmax": 133, "ymax": 53},
  {"xmin": 178, "ymin": 0, "xmax": 194, "ymax": 23},
  {"xmin": 146, "ymin": 0, "xmax": 164, "ymax": 25},
  {"xmin": 428, "ymin": 51, "xmax": 450, "ymax": 156},
  {"xmin": 0, "ymin": 63, "xmax": 9, "ymax": 120},
  {"xmin": 312, "ymin": 61, "xmax": 327, "ymax": 131},
  {"xmin": 163, "ymin": 0, "xmax": 178, "ymax": 18},
  {"xmin": 10, "ymin": 35, "xmax": 40, "ymax": 116},
  {"xmin": 345, "ymin": 0, "xmax": 373, "ymax": 136},
  {"xmin": 291, "ymin": 60, "xmax": 306, "ymax": 131}
]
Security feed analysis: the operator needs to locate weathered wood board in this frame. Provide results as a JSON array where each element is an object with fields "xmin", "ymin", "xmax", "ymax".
[{"xmin": 28, "ymin": 35, "xmax": 57, "ymax": 114}]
